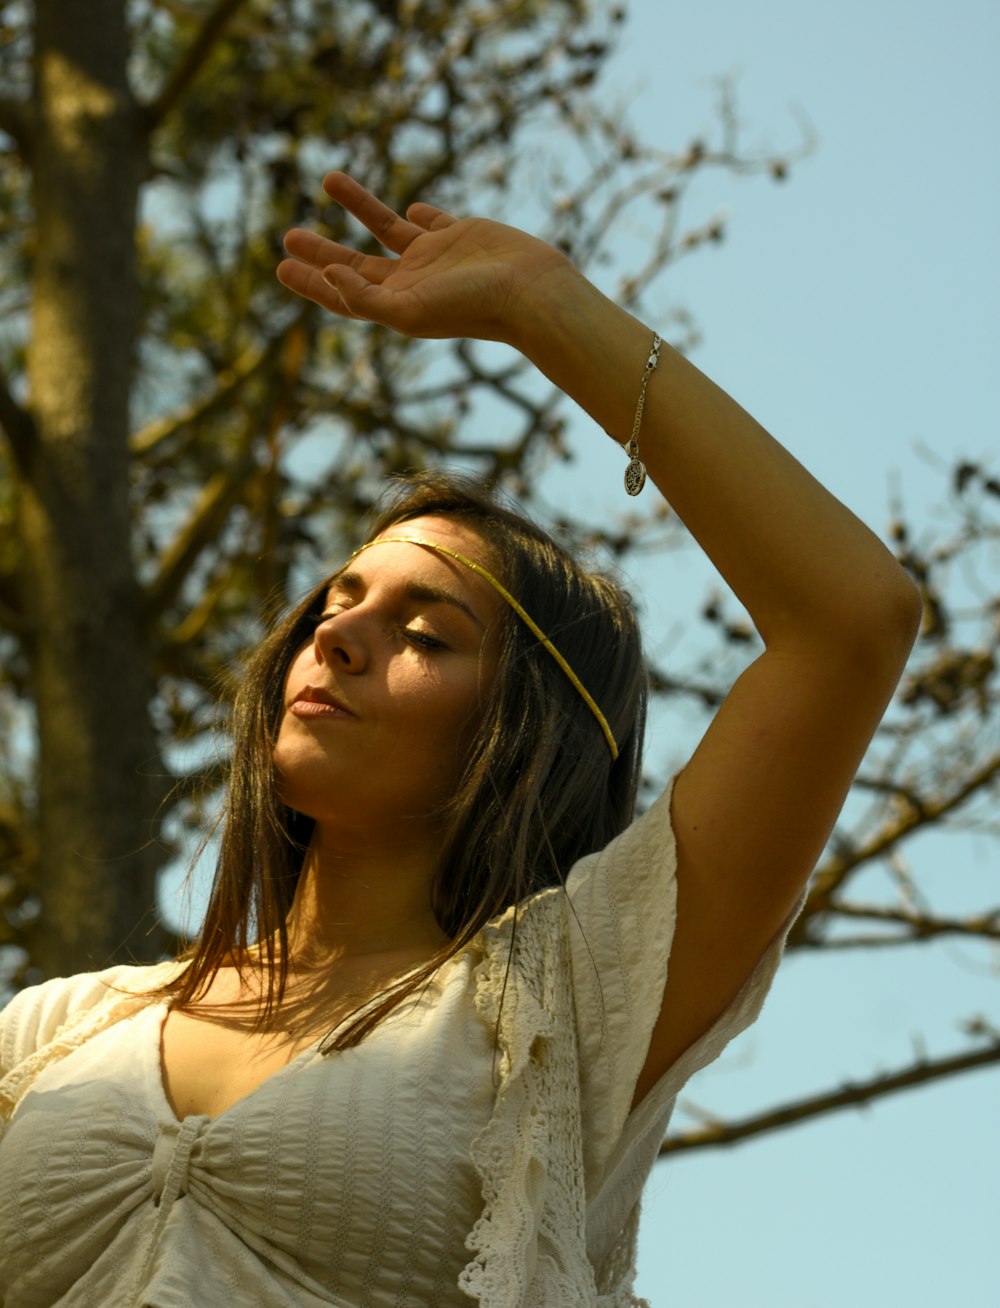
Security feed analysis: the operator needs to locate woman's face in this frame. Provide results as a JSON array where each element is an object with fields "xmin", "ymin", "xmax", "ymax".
[{"xmin": 272, "ymin": 516, "xmax": 503, "ymax": 833}]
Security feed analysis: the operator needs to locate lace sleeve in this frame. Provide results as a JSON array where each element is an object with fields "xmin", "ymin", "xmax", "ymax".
[
  {"xmin": 564, "ymin": 777, "xmax": 679, "ymax": 1191},
  {"xmin": 565, "ymin": 772, "xmax": 806, "ymax": 1197}
]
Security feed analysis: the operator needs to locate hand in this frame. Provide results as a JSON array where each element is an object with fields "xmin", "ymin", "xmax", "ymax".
[{"xmin": 276, "ymin": 172, "xmax": 572, "ymax": 346}]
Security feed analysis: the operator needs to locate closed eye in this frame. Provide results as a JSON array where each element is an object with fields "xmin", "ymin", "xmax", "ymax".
[{"xmin": 401, "ymin": 628, "xmax": 447, "ymax": 652}]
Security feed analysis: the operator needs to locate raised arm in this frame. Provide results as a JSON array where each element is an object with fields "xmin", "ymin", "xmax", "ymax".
[{"xmin": 277, "ymin": 175, "xmax": 922, "ymax": 1106}]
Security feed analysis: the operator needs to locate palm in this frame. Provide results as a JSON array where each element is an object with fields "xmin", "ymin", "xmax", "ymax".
[
  {"xmin": 277, "ymin": 173, "xmax": 567, "ymax": 344},
  {"xmin": 350, "ymin": 220, "xmax": 524, "ymax": 334}
]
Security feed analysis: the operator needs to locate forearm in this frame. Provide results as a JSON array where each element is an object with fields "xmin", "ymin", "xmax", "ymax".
[{"xmin": 509, "ymin": 262, "xmax": 921, "ymax": 656}]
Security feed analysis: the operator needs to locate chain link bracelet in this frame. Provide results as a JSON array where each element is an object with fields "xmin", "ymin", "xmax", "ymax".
[{"xmin": 622, "ymin": 333, "xmax": 662, "ymax": 496}]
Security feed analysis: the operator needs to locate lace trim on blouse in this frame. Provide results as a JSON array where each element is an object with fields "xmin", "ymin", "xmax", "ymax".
[
  {"xmin": 459, "ymin": 891, "xmax": 648, "ymax": 1308},
  {"xmin": 0, "ymin": 913, "xmax": 649, "ymax": 1307}
]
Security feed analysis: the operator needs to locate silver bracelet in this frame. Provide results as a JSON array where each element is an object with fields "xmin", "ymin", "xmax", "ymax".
[{"xmin": 622, "ymin": 333, "xmax": 662, "ymax": 496}]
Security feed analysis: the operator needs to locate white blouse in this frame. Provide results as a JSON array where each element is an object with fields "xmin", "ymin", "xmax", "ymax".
[{"xmin": 0, "ymin": 780, "xmax": 802, "ymax": 1307}]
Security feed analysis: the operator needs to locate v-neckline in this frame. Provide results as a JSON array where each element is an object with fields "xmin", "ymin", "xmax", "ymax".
[
  {"xmin": 153, "ymin": 1002, "xmax": 326, "ymax": 1126},
  {"xmin": 151, "ymin": 947, "xmax": 471, "ymax": 1125}
]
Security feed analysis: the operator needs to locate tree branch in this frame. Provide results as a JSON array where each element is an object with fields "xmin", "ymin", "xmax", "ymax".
[
  {"xmin": 804, "ymin": 751, "xmax": 1000, "ymax": 911},
  {"xmin": 145, "ymin": 456, "xmax": 255, "ymax": 622},
  {"xmin": 131, "ymin": 316, "xmax": 309, "ymax": 458},
  {"xmin": 812, "ymin": 902, "xmax": 1000, "ymax": 947},
  {"xmin": 659, "ymin": 1041, "xmax": 1000, "ymax": 1157},
  {"xmin": 647, "ymin": 664, "xmax": 726, "ymax": 709},
  {"xmin": 162, "ymin": 567, "xmax": 240, "ymax": 650},
  {"xmin": 143, "ymin": 0, "xmax": 249, "ymax": 132}
]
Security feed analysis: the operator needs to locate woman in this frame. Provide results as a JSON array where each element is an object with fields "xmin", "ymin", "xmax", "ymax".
[{"xmin": 0, "ymin": 174, "xmax": 921, "ymax": 1307}]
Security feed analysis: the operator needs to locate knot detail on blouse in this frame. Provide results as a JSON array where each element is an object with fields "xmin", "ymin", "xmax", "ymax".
[
  {"xmin": 0, "ymin": 777, "xmax": 802, "ymax": 1308},
  {"xmin": 151, "ymin": 1117, "xmax": 204, "ymax": 1208},
  {"xmin": 137, "ymin": 1117, "xmax": 210, "ymax": 1299}
]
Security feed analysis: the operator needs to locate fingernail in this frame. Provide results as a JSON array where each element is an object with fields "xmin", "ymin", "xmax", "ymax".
[{"xmin": 322, "ymin": 267, "xmax": 338, "ymax": 286}]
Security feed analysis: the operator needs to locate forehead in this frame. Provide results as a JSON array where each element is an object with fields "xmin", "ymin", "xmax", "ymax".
[
  {"xmin": 333, "ymin": 515, "xmax": 504, "ymax": 616},
  {"xmin": 371, "ymin": 514, "xmax": 491, "ymax": 559}
]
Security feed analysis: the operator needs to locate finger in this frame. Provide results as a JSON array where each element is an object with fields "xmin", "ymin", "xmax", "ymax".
[
  {"xmin": 319, "ymin": 264, "xmax": 412, "ymax": 331},
  {"xmin": 321, "ymin": 171, "xmax": 423, "ymax": 254},
  {"xmin": 406, "ymin": 202, "xmax": 459, "ymax": 232},
  {"xmin": 283, "ymin": 227, "xmax": 395, "ymax": 284},
  {"xmin": 283, "ymin": 227, "xmax": 351, "ymax": 268},
  {"xmin": 275, "ymin": 258, "xmax": 368, "ymax": 321}
]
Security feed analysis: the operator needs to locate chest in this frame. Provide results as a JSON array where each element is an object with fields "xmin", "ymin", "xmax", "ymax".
[
  {"xmin": 159, "ymin": 957, "xmax": 438, "ymax": 1121},
  {"xmin": 159, "ymin": 1006, "xmax": 324, "ymax": 1120},
  {"xmin": 2, "ymin": 966, "xmax": 500, "ymax": 1306},
  {"xmin": 157, "ymin": 952, "xmax": 494, "ymax": 1121}
]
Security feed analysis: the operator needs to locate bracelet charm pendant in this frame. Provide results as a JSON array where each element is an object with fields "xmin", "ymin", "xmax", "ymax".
[{"xmin": 624, "ymin": 441, "xmax": 647, "ymax": 496}]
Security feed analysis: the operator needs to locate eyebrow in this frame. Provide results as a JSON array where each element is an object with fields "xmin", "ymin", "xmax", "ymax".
[{"xmin": 325, "ymin": 569, "xmax": 486, "ymax": 630}]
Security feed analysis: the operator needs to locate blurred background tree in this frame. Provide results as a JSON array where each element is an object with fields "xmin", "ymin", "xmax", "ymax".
[{"xmin": 0, "ymin": 0, "xmax": 996, "ymax": 1154}]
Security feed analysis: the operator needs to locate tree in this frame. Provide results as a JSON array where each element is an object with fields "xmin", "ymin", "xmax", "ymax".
[{"xmin": 0, "ymin": 0, "xmax": 996, "ymax": 1154}]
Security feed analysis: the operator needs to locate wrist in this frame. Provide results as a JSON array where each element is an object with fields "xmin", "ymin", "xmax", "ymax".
[
  {"xmin": 502, "ymin": 260, "xmax": 657, "ymax": 446},
  {"xmin": 501, "ymin": 256, "xmax": 599, "ymax": 358}
]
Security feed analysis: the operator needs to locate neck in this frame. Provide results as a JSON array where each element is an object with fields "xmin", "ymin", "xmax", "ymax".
[{"xmin": 281, "ymin": 820, "xmax": 450, "ymax": 971}]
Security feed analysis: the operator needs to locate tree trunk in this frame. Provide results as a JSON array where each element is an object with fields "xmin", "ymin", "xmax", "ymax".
[{"xmin": 19, "ymin": 0, "xmax": 168, "ymax": 975}]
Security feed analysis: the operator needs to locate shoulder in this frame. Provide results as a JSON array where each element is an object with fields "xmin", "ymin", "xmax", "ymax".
[{"xmin": 1, "ymin": 961, "xmax": 181, "ymax": 1073}]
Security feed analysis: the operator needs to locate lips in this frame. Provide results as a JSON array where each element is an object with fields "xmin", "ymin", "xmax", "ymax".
[{"xmin": 289, "ymin": 684, "xmax": 356, "ymax": 718}]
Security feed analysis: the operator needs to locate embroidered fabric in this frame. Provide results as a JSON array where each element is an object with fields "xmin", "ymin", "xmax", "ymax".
[
  {"xmin": 0, "ymin": 960, "xmax": 184, "ymax": 1130},
  {"xmin": 0, "ymin": 774, "xmax": 801, "ymax": 1307},
  {"xmin": 460, "ymin": 891, "xmax": 595, "ymax": 1306},
  {"xmin": 0, "ymin": 915, "xmax": 651, "ymax": 1307}
]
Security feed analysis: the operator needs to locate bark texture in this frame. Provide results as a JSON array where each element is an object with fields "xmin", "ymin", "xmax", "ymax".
[{"xmin": 20, "ymin": 0, "xmax": 166, "ymax": 973}]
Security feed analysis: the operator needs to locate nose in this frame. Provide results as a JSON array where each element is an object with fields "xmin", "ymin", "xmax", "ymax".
[{"xmin": 312, "ymin": 607, "xmax": 369, "ymax": 672}]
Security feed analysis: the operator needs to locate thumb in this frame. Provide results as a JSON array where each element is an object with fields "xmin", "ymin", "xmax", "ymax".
[
  {"xmin": 322, "ymin": 264, "xmax": 380, "ymax": 318},
  {"xmin": 322, "ymin": 263, "xmax": 407, "ymax": 329}
]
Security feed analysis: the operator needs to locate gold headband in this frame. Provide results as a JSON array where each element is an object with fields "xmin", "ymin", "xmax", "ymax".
[{"xmin": 347, "ymin": 535, "xmax": 619, "ymax": 760}]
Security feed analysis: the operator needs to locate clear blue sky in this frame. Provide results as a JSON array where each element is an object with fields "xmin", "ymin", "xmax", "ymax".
[
  {"xmin": 157, "ymin": 2, "xmax": 999, "ymax": 1303},
  {"xmin": 558, "ymin": 2, "xmax": 999, "ymax": 1303}
]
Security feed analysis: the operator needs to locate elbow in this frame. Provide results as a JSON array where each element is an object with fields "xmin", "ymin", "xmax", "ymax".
[
  {"xmin": 884, "ymin": 564, "xmax": 923, "ymax": 646},
  {"xmin": 895, "ymin": 571, "xmax": 924, "ymax": 645},
  {"xmin": 787, "ymin": 564, "xmax": 923, "ymax": 674},
  {"xmin": 849, "ymin": 568, "xmax": 923, "ymax": 674}
]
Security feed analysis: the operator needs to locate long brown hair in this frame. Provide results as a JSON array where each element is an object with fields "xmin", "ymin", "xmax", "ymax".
[{"xmin": 153, "ymin": 472, "xmax": 648, "ymax": 1047}]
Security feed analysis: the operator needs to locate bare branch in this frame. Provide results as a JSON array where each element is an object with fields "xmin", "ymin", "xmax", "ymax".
[
  {"xmin": 162, "ymin": 568, "xmax": 240, "ymax": 650},
  {"xmin": 647, "ymin": 664, "xmax": 726, "ymax": 709},
  {"xmin": 145, "ymin": 457, "xmax": 254, "ymax": 622},
  {"xmin": 131, "ymin": 314, "xmax": 309, "ymax": 458},
  {"xmin": 132, "ymin": 349, "xmax": 267, "ymax": 459},
  {"xmin": 806, "ymin": 750, "xmax": 1000, "ymax": 909},
  {"xmin": 812, "ymin": 902, "xmax": 1000, "ymax": 947},
  {"xmin": 659, "ymin": 1040, "xmax": 1000, "ymax": 1157},
  {"xmin": 142, "ymin": 0, "xmax": 249, "ymax": 132}
]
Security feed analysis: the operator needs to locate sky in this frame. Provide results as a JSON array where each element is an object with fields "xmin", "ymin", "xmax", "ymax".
[
  {"xmin": 152, "ymin": 1, "xmax": 1000, "ymax": 1303},
  {"xmin": 558, "ymin": 2, "xmax": 1000, "ymax": 1304}
]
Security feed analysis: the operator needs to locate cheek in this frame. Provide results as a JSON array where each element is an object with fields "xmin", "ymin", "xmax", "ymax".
[
  {"xmin": 428, "ymin": 674, "xmax": 491, "ymax": 766},
  {"xmin": 270, "ymin": 718, "xmax": 323, "ymax": 795},
  {"xmin": 283, "ymin": 642, "xmax": 315, "ymax": 691},
  {"xmin": 387, "ymin": 666, "xmax": 485, "ymax": 763}
]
